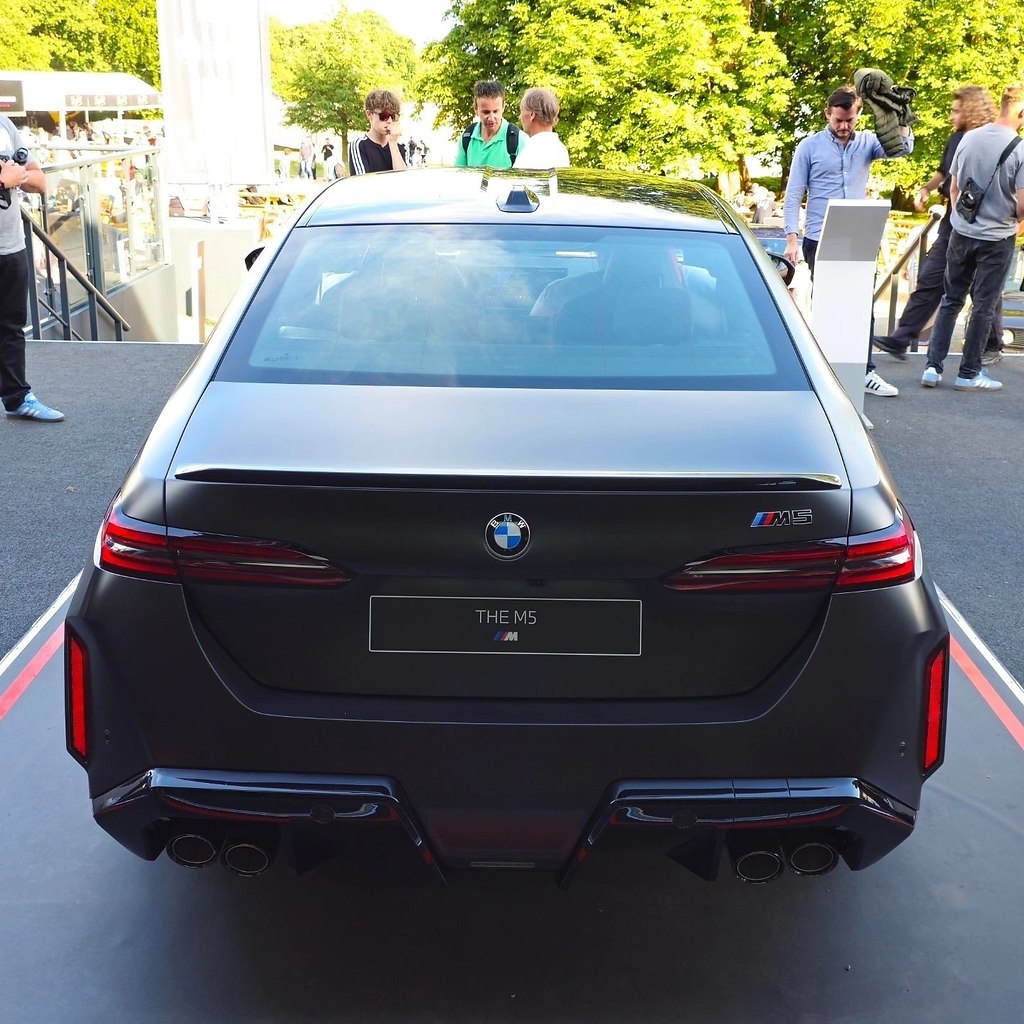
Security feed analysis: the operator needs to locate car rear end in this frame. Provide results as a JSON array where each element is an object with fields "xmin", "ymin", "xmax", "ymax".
[{"xmin": 65, "ymin": 171, "xmax": 948, "ymax": 884}]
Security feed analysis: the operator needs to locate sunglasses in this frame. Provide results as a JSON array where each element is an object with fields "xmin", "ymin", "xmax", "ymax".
[{"xmin": 372, "ymin": 111, "xmax": 397, "ymax": 122}]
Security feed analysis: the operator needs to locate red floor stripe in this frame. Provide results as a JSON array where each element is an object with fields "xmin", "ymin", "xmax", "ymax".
[
  {"xmin": 0, "ymin": 623, "xmax": 65, "ymax": 722},
  {"xmin": 950, "ymin": 635, "xmax": 1024, "ymax": 752}
]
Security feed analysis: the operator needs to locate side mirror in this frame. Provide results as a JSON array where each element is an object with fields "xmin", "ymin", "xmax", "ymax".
[
  {"xmin": 244, "ymin": 246, "xmax": 265, "ymax": 271},
  {"xmin": 765, "ymin": 251, "xmax": 796, "ymax": 287}
]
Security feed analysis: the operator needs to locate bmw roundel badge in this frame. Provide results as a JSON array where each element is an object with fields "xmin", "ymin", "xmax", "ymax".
[{"xmin": 485, "ymin": 513, "xmax": 531, "ymax": 560}]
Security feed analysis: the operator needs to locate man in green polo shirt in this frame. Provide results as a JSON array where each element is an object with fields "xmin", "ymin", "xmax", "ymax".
[{"xmin": 455, "ymin": 80, "xmax": 527, "ymax": 169}]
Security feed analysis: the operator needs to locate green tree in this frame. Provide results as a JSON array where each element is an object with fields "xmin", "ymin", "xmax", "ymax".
[
  {"xmin": 2, "ymin": 0, "xmax": 159, "ymax": 83},
  {"xmin": 0, "ymin": 6, "xmax": 53, "ymax": 69},
  {"xmin": 272, "ymin": 7, "xmax": 419, "ymax": 156},
  {"xmin": 753, "ymin": 0, "xmax": 1024, "ymax": 201},
  {"xmin": 422, "ymin": 0, "xmax": 1024, "ymax": 198},
  {"xmin": 20, "ymin": 0, "xmax": 109, "ymax": 72},
  {"xmin": 420, "ymin": 0, "xmax": 793, "ymax": 176},
  {"xmin": 96, "ymin": 0, "xmax": 161, "ymax": 87}
]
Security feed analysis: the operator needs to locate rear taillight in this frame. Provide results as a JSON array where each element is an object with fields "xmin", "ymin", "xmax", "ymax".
[
  {"xmin": 65, "ymin": 626, "xmax": 89, "ymax": 765},
  {"xmin": 664, "ymin": 512, "xmax": 917, "ymax": 594},
  {"xmin": 923, "ymin": 641, "xmax": 948, "ymax": 776},
  {"xmin": 99, "ymin": 503, "xmax": 177, "ymax": 579},
  {"xmin": 98, "ymin": 501, "xmax": 350, "ymax": 587},
  {"xmin": 835, "ymin": 515, "xmax": 916, "ymax": 590},
  {"xmin": 663, "ymin": 544, "xmax": 843, "ymax": 593}
]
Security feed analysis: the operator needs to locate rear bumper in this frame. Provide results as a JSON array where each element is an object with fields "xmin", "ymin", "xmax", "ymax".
[{"xmin": 92, "ymin": 768, "xmax": 915, "ymax": 884}]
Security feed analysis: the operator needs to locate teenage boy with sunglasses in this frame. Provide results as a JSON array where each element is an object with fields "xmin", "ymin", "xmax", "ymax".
[{"xmin": 348, "ymin": 90, "xmax": 408, "ymax": 176}]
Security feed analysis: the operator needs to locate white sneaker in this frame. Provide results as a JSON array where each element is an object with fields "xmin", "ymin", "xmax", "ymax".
[
  {"xmin": 953, "ymin": 372, "xmax": 1003, "ymax": 392},
  {"xmin": 865, "ymin": 370, "xmax": 899, "ymax": 397}
]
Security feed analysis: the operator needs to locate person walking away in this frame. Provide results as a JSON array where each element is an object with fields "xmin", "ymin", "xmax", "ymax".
[
  {"xmin": 455, "ymin": 80, "xmax": 525, "ymax": 169},
  {"xmin": 783, "ymin": 83, "xmax": 914, "ymax": 398},
  {"xmin": 299, "ymin": 136, "xmax": 314, "ymax": 178},
  {"xmin": 516, "ymin": 87, "xmax": 570, "ymax": 169},
  {"xmin": 917, "ymin": 83, "xmax": 1024, "ymax": 391},
  {"xmin": 1, "ymin": 116, "xmax": 63, "ymax": 422},
  {"xmin": 321, "ymin": 138, "xmax": 337, "ymax": 179},
  {"xmin": 348, "ymin": 90, "xmax": 409, "ymax": 175},
  {"xmin": 873, "ymin": 86, "xmax": 1002, "ymax": 363}
]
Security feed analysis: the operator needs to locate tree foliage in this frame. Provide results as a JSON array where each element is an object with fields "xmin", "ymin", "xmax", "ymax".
[
  {"xmin": 16, "ymin": 0, "xmax": 109, "ymax": 71},
  {"xmin": 95, "ymin": 0, "xmax": 160, "ymax": 88},
  {"xmin": 1, "ymin": 0, "xmax": 160, "ymax": 83},
  {"xmin": 271, "ymin": 7, "xmax": 419, "ymax": 149},
  {"xmin": 423, "ymin": 0, "xmax": 1024, "ymax": 195},
  {"xmin": 753, "ymin": 0, "xmax": 1024, "ymax": 195},
  {"xmin": 420, "ymin": 0, "xmax": 792, "ymax": 176}
]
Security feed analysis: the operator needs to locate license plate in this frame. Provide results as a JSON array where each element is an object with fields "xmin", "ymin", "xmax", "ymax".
[{"xmin": 369, "ymin": 596, "xmax": 642, "ymax": 656}]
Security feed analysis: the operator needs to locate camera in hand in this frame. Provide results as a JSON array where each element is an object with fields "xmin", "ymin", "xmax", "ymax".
[{"xmin": 0, "ymin": 147, "xmax": 30, "ymax": 209}]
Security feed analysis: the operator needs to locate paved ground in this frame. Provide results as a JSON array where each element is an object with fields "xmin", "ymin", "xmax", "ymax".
[
  {"xmin": 1, "ymin": 339, "xmax": 1022, "ymax": 1024},
  {"xmin": 866, "ymin": 349, "xmax": 1023, "ymax": 683},
  {"xmin": 0, "ymin": 341, "xmax": 200, "ymax": 660}
]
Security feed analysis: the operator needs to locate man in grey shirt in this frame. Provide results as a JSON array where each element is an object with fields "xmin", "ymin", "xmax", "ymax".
[
  {"xmin": 922, "ymin": 83, "xmax": 1024, "ymax": 391},
  {"xmin": 1, "ymin": 114, "xmax": 63, "ymax": 421}
]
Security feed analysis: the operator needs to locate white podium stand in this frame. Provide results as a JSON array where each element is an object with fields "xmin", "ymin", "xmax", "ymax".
[{"xmin": 810, "ymin": 200, "xmax": 890, "ymax": 414}]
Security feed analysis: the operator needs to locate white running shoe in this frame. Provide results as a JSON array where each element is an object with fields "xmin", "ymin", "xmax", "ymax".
[
  {"xmin": 953, "ymin": 372, "xmax": 1003, "ymax": 392},
  {"xmin": 865, "ymin": 370, "xmax": 899, "ymax": 397}
]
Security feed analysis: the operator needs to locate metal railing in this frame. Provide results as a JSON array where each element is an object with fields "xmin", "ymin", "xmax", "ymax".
[
  {"xmin": 872, "ymin": 209, "xmax": 943, "ymax": 350},
  {"xmin": 22, "ymin": 208, "xmax": 130, "ymax": 341}
]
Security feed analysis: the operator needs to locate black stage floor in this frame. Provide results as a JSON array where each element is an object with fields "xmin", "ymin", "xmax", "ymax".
[{"xmin": 1, "ymin": 341, "xmax": 1022, "ymax": 1023}]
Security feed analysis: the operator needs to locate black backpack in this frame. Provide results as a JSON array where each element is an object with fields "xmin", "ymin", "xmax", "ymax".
[{"xmin": 461, "ymin": 121, "xmax": 520, "ymax": 164}]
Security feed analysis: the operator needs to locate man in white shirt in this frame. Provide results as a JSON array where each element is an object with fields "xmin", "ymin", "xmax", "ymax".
[{"xmin": 516, "ymin": 88, "xmax": 570, "ymax": 169}]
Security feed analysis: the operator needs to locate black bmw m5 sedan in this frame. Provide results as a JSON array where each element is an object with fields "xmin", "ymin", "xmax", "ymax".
[{"xmin": 65, "ymin": 168, "xmax": 948, "ymax": 886}]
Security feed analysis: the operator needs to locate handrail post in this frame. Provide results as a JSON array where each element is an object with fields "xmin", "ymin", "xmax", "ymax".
[
  {"xmin": 88, "ymin": 294, "xmax": 100, "ymax": 340},
  {"xmin": 58, "ymin": 262, "xmax": 72, "ymax": 340},
  {"xmin": 22, "ymin": 217, "xmax": 42, "ymax": 340}
]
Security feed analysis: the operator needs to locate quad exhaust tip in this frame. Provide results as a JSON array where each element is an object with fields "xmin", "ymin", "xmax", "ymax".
[
  {"xmin": 728, "ymin": 833, "xmax": 841, "ymax": 883},
  {"xmin": 167, "ymin": 832, "xmax": 276, "ymax": 876},
  {"xmin": 786, "ymin": 840, "xmax": 839, "ymax": 877},
  {"xmin": 167, "ymin": 833, "xmax": 219, "ymax": 869},
  {"xmin": 222, "ymin": 841, "xmax": 272, "ymax": 877},
  {"xmin": 732, "ymin": 847, "xmax": 786, "ymax": 884}
]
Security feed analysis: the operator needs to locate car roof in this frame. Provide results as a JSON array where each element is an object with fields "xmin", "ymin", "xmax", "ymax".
[{"xmin": 301, "ymin": 167, "xmax": 739, "ymax": 233}]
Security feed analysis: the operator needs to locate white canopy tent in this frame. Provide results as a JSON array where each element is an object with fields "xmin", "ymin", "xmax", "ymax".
[{"xmin": 0, "ymin": 70, "xmax": 161, "ymax": 138}]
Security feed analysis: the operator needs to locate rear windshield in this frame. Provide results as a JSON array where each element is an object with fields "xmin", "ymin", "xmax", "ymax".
[{"xmin": 216, "ymin": 223, "xmax": 806, "ymax": 391}]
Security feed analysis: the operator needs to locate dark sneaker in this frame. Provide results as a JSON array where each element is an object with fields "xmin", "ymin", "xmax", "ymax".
[
  {"xmin": 981, "ymin": 349, "xmax": 1003, "ymax": 366},
  {"xmin": 873, "ymin": 335, "xmax": 908, "ymax": 360},
  {"xmin": 5, "ymin": 392, "xmax": 65, "ymax": 422}
]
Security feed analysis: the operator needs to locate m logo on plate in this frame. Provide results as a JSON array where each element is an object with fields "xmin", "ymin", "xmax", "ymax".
[{"xmin": 485, "ymin": 513, "xmax": 531, "ymax": 560}]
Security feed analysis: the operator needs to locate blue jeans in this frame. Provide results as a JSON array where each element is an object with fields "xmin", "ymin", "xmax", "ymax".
[
  {"xmin": 891, "ymin": 222, "xmax": 951, "ymax": 345},
  {"xmin": 926, "ymin": 230, "xmax": 1016, "ymax": 379}
]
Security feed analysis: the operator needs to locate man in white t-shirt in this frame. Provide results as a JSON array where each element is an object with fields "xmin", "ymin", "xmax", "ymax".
[{"xmin": 516, "ymin": 88, "xmax": 570, "ymax": 169}]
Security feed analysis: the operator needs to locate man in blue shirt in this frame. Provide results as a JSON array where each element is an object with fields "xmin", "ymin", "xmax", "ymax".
[{"xmin": 783, "ymin": 86, "xmax": 913, "ymax": 398}]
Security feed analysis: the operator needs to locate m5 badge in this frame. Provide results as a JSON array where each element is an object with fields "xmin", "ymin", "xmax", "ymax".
[{"xmin": 750, "ymin": 509, "xmax": 813, "ymax": 527}]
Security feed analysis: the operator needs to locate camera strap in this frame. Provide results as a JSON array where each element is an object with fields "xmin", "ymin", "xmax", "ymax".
[{"xmin": 969, "ymin": 135, "xmax": 1023, "ymax": 215}]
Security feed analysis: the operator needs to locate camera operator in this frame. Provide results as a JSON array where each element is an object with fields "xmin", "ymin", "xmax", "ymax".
[{"xmin": 1, "ymin": 113, "xmax": 63, "ymax": 421}]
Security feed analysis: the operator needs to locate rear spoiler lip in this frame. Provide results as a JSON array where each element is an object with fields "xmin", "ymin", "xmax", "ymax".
[{"xmin": 171, "ymin": 467, "xmax": 845, "ymax": 492}]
